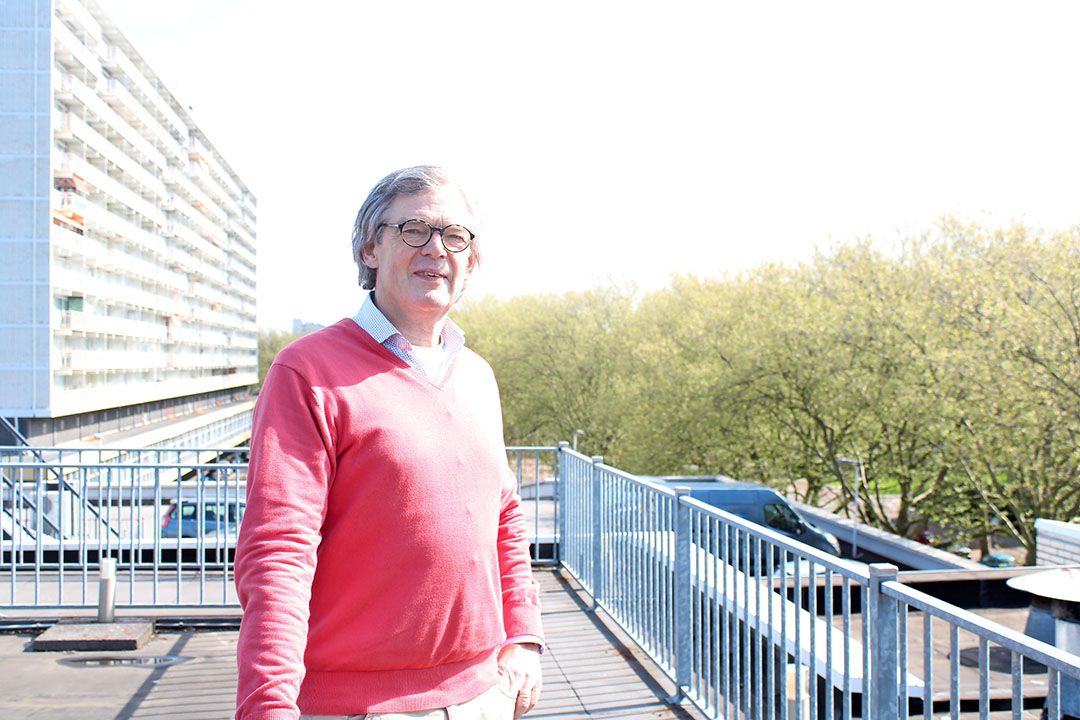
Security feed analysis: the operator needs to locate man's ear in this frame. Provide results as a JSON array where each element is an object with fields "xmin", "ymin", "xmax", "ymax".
[{"xmin": 361, "ymin": 241, "xmax": 380, "ymax": 269}]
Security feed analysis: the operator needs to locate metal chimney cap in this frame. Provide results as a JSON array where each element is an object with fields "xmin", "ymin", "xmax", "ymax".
[{"xmin": 1006, "ymin": 567, "xmax": 1080, "ymax": 603}]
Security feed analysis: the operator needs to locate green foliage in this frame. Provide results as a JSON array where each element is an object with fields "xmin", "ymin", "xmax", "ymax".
[
  {"xmin": 257, "ymin": 330, "xmax": 302, "ymax": 387},
  {"xmin": 456, "ymin": 221, "xmax": 1080, "ymax": 563},
  {"xmin": 456, "ymin": 287, "xmax": 635, "ymax": 459}
]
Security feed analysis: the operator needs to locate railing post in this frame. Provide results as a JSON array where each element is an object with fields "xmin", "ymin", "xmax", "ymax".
[
  {"xmin": 869, "ymin": 562, "xmax": 900, "ymax": 720},
  {"xmin": 98, "ymin": 556, "xmax": 117, "ymax": 623},
  {"xmin": 671, "ymin": 486, "xmax": 691, "ymax": 703},
  {"xmin": 590, "ymin": 456, "xmax": 604, "ymax": 612},
  {"xmin": 556, "ymin": 442, "xmax": 568, "ymax": 565}
]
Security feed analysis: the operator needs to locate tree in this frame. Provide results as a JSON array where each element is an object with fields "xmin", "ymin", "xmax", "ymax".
[
  {"xmin": 451, "ymin": 221, "xmax": 1080, "ymax": 561},
  {"xmin": 456, "ymin": 287, "xmax": 636, "ymax": 459},
  {"xmin": 258, "ymin": 330, "xmax": 301, "ymax": 387},
  {"xmin": 925, "ymin": 222, "xmax": 1080, "ymax": 562}
]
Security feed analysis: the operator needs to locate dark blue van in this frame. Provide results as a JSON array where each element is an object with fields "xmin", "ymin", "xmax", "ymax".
[{"xmin": 653, "ymin": 476, "xmax": 841, "ymax": 556}]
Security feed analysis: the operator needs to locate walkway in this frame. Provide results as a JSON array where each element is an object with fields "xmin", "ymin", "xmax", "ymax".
[{"xmin": 0, "ymin": 569, "xmax": 698, "ymax": 720}]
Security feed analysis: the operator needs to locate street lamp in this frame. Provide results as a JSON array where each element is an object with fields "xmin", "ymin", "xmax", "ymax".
[
  {"xmin": 836, "ymin": 457, "xmax": 865, "ymax": 559},
  {"xmin": 572, "ymin": 429, "xmax": 585, "ymax": 452}
]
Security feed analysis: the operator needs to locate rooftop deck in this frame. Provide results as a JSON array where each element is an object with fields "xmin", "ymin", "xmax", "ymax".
[
  {"xmin": 0, "ymin": 569, "xmax": 1055, "ymax": 719},
  {"xmin": 2, "ymin": 445, "xmax": 1077, "ymax": 718},
  {"xmin": 0, "ymin": 569, "xmax": 699, "ymax": 720}
]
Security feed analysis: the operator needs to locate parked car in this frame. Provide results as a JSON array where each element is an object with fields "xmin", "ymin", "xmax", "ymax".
[
  {"xmin": 979, "ymin": 552, "xmax": 1018, "ymax": 568},
  {"xmin": 945, "ymin": 542, "xmax": 974, "ymax": 559},
  {"xmin": 161, "ymin": 500, "xmax": 245, "ymax": 539}
]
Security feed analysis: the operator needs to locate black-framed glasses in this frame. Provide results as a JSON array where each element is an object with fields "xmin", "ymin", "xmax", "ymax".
[{"xmin": 378, "ymin": 219, "xmax": 475, "ymax": 253}]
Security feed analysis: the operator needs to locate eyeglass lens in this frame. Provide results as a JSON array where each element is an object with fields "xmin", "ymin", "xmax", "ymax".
[{"xmin": 399, "ymin": 220, "xmax": 471, "ymax": 251}]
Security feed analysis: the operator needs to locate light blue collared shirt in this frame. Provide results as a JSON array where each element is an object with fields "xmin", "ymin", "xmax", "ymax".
[{"xmin": 351, "ymin": 293, "xmax": 465, "ymax": 383}]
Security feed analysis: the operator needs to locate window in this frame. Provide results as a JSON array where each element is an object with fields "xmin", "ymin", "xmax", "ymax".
[{"xmin": 763, "ymin": 504, "xmax": 801, "ymax": 533}]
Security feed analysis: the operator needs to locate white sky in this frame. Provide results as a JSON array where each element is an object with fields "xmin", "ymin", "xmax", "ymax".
[{"xmin": 99, "ymin": 1, "xmax": 1080, "ymax": 331}]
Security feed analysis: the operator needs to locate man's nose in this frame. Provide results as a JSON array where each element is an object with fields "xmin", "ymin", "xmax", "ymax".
[{"xmin": 421, "ymin": 230, "xmax": 449, "ymax": 256}]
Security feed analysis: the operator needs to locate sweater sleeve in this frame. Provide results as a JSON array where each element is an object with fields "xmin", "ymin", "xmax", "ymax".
[
  {"xmin": 496, "ymin": 467, "xmax": 544, "ymax": 640},
  {"xmin": 235, "ymin": 362, "xmax": 334, "ymax": 720}
]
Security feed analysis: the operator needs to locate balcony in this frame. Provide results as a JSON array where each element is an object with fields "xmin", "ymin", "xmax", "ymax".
[
  {"xmin": 59, "ymin": 348, "xmax": 170, "ymax": 373},
  {"xmin": 187, "ymin": 156, "xmax": 233, "ymax": 211},
  {"xmin": 188, "ymin": 134, "xmax": 244, "ymax": 203},
  {"xmin": 99, "ymin": 43, "xmax": 188, "ymax": 142},
  {"xmin": 167, "ymin": 324, "xmax": 228, "ymax": 346},
  {"xmin": 51, "ymin": 220, "xmax": 99, "ymax": 261},
  {"xmin": 54, "ymin": 112, "xmax": 164, "ymax": 213},
  {"xmin": 56, "ymin": 72, "xmax": 167, "ymax": 177},
  {"xmin": 164, "ymin": 165, "xmax": 228, "ymax": 227},
  {"xmin": 163, "ymin": 242, "xmax": 199, "ymax": 274},
  {"xmin": 100, "ymin": 247, "xmax": 186, "ymax": 291},
  {"xmin": 50, "ymin": 190, "xmax": 88, "ymax": 235},
  {"xmin": 60, "ymin": 150, "xmax": 165, "ymax": 228},
  {"xmin": 59, "ymin": 310, "xmax": 169, "ymax": 341},
  {"xmin": 100, "ymin": 75, "xmax": 185, "ymax": 162},
  {"xmin": 227, "ymin": 257, "xmax": 257, "ymax": 288},
  {"xmin": 229, "ymin": 233, "xmax": 257, "ymax": 266},
  {"xmin": 52, "ymin": 16, "xmax": 101, "ymax": 82},
  {"xmin": 164, "ymin": 218, "xmax": 227, "ymax": 270},
  {"xmin": 74, "ymin": 191, "xmax": 168, "ymax": 257},
  {"xmin": 54, "ymin": 0, "xmax": 98, "ymax": 42},
  {"xmin": 167, "ymin": 352, "xmax": 234, "ymax": 371},
  {"xmin": 182, "ymin": 202, "xmax": 226, "ymax": 249},
  {"xmin": 51, "ymin": 265, "xmax": 184, "ymax": 316}
]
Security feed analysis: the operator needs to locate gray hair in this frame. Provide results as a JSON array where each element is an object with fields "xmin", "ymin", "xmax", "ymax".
[{"xmin": 351, "ymin": 165, "xmax": 481, "ymax": 290}]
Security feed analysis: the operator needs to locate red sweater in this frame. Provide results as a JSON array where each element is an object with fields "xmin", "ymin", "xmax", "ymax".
[{"xmin": 234, "ymin": 320, "xmax": 542, "ymax": 720}]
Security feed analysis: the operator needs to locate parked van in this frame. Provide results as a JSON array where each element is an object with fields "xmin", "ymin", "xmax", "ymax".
[
  {"xmin": 652, "ymin": 476, "xmax": 841, "ymax": 556},
  {"xmin": 161, "ymin": 499, "xmax": 245, "ymax": 539}
]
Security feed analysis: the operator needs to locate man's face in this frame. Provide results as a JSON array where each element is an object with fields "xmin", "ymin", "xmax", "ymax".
[{"xmin": 363, "ymin": 185, "xmax": 477, "ymax": 332}]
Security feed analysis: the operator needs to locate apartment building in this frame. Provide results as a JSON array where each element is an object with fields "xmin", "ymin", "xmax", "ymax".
[{"xmin": 0, "ymin": 0, "xmax": 257, "ymax": 447}]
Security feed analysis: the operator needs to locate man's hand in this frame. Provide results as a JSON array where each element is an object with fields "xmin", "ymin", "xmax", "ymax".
[{"xmin": 497, "ymin": 642, "xmax": 542, "ymax": 719}]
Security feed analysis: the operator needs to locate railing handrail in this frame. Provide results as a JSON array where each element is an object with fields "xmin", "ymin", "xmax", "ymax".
[
  {"xmin": 883, "ymin": 578, "xmax": 1080, "ymax": 677},
  {"xmin": 0, "ymin": 446, "xmax": 249, "ymax": 454},
  {"xmin": 679, "ymin": 493, "xmax": 873, "ymax": 581},
  {"xmin": 0, "ymin": 462, "xmax": 248, "ymax": 471},
  {"xmin": 556, "ymin": 446, "xmax": 1080, "ymax": 720}
]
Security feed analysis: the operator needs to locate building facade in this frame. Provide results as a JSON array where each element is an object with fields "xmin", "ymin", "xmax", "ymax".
[{"xmin": 0, "ymin": 0, "xmax": 257, "ymax": 446}]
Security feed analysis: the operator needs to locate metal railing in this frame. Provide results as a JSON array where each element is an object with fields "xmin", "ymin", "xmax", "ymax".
[
  {"xmin": 883, "ymin": 579, "xmax": 1080, "ymax": 720},
  {"xmin": 556, "ymin": 446, "xmax": 1080, "ymax": 720},
  {"xmin": 3, "ymin": 442, "xmax": 1079, "ymax": 718},
  {"xmin": 0, "ymin": 446, "xmax": 556, "ymax": 609},
  {"xmin": 1, "ymin": 458, "xmax": 247, "ymax": 608}
]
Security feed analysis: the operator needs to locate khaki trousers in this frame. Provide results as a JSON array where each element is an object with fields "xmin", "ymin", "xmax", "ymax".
[{"xmin": 300, "ymin": 678, "xmax": 517, "ymax": 720}]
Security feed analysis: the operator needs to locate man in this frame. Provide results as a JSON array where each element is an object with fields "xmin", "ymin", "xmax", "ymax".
[{"xmin": 235, "ymin": 166, "xmax": 544, "ymax": 720}]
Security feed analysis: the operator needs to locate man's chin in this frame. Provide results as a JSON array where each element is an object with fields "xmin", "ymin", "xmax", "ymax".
[{"xmin": 411, "ymin": 289, "xmax": 454, "ymax": 311}]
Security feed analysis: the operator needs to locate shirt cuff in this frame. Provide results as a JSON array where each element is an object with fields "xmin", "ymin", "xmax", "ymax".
[{"xmin": 503, "ymin": 634, "xmax": 545, "ymax": 654}]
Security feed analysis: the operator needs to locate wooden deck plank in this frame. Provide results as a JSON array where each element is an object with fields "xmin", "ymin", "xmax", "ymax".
[
  {"xmin": 0, "ymin": 568, "xmax": 695, "ymax": 719},
  {"xmin": 535, "ymin": 568, "xmax": 702, "ymax": 720}
]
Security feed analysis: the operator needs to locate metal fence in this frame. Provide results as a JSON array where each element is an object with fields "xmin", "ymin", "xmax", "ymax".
[
  {"xmin": 0, "ymin": 445, "xmax": 556, "ymax": 609},
  {"xmin": 557, "ymin": 447, "xmax": 1080, "ymax": 720},
  {"xmin": 3, "ymin": 442, "xmax": 1079, "ymax": 718}
]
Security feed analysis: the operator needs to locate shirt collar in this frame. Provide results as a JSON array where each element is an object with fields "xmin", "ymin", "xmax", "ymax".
[{"xmin": 352, "ymin": 293, "xmax": 466, "ymax": 354}]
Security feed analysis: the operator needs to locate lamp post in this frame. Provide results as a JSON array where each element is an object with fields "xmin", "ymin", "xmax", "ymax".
[
  {"xmin": 572, "ymin": 429, "xmax": 585, "ymax": 453},
  {"xmin": 837, "ymin": 457, "xmax": 864, "ymax": 559}
]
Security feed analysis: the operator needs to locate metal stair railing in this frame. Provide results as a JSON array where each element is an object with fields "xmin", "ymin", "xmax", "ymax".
[
  {"xmin": 0, "ymin": 419, "xmax": 121, "ymax": 541},
  {"xmin": 0, "ymin": 468, "xmax": 63, "ymax": 540}
]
